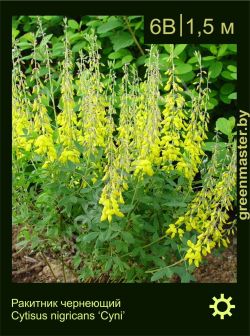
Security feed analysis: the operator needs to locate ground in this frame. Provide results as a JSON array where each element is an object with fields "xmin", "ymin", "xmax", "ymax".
[{"xmin": 12, "ymin": 226, "xmax": 237, "ymax": 283}]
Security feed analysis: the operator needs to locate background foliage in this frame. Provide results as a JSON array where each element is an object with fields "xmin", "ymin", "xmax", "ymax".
[
  {"xmin": 12, "ymin": 15, "xmax": 237, "ymax": 133},
  {"xmin": 12, "ymin": 15, "xmax": 237, "ymax": 283}
]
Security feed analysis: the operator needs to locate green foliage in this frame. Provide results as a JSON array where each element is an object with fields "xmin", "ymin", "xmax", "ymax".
[
  {"xmin": 13, "ymin": 16, "xmax": 237, "ymax": 122},
  {"xmin": 14, "ymin": 158, "xmax": 196, "ymax": 282}
]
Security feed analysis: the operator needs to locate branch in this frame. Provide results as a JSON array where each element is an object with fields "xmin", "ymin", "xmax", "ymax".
[
  {"xmin": 124, "ymin": 16, "xmax": 145, "ymax": 56},
  {"xmin": 145, "ymin": 258, "xmax": 185, "ymax": 274}
]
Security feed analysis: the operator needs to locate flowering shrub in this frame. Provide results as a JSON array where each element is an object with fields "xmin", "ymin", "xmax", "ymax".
[{"xmin": 12, "ymin": 19, "xmax": 236, "ymax": 282}]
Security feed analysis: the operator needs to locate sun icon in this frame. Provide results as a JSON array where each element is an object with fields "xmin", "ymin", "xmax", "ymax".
[{"xmin": 209, "ymin": 294, "xmax": 235, "ymax": 319}]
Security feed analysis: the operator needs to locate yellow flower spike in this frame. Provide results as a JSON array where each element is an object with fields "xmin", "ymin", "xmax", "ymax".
[
  {"xmin": 131, "ymin": 46, "xmax": 161, "ymax": 175},
  {"xmin": 133, "ymin": 159, "xmax": 154, "ymax": 177},
  {"xmin": 34, "ymin": 134, "xmax": 57, "ymax": 167},
  {"xmin": 59, "ymin": 149, "xmax": 80, "ymax": 164},
  {"xmin": 168, "ymin": 142, "xmax": 236, "ymax": 267},
  {"xmin": 77, "ymin": 38, "xmax": 107, "ymax": 157}
]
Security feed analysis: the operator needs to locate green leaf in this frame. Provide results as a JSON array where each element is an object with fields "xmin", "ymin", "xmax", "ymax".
[
  {"xmin": 20, "ymin": 32, "xmax": 35, "ymax": 43},
  {"xmin": 81, "ymin": 232, "xmax": 99, "ymax": 243},
  {"xmin": 151, "ymin": 267, "xmax": 173, "ymax": 282},
  {"xmin": 229, "ymin": 116, "xmax": 236, "ymax": 128},
  {"xmin": 228, "ymin": 92, "xmax": 237, "ymax": 99},
  {"xmin": 131, "ymin": 247, "xmax": 141, "ymax": 257},
  {"xmin": 136, "ymin": 55, "xmax": 147, "ymax": 66},
  {"xmin": 68, "ymin": 32, "xmax": 82, "ymax": 45},
  {"xmin": 113, "ymin": 240, "xmax": 128, "ymax": 253},
  {"xmin": 86, "ymin": 20, "xmax": 100, "ymax": 28},
  {"xmin": 217, "ymin": 44, "xmax": 228, "ymax": 57},
  {"xmin": 74, "ymin": 215, "xmax": 87, "ymax": 224},
  {"xmin": 97, "ymin": 17, "xmax": 123, "ymax": 34},
  {"xmin": 227, "ymin": 44, "xmax": 237, "ymax": 53},
  {"xmin": 72, "ymin": 41, "xmax": 87, "ymax": 52},
  {"xmin": 22, "ymin": 230, "xmax": 31, "ymax": 241},
  {"xmin": 12, "ymin": 28, "xmax": 20, "ymax": 39},
  {"xmin": 114, "ymin": 60, "xmax": 123, "ymax": 69},
  {"xmin": 129, "ymin": 16, "xmax": 142, "ymax": 20},
  {"xmin": 209, "ymin": 61, "xmax": 222, "ymax": 78},
  {"xmin": 68, "ymin": 19, "xmax": 79, "ymax": 30},
  {"xmin": 221, "ymin": 70, "xmax": 234, "ymax": 80},
  {"xmin": 207, "ymin": 97, "xmax": 218, "ymax": 110},
  {"xmin": 99, "ymin": 228, "xmax": 115, "ymax": 242},
  {"xmin": 230, "ymin": 72, "xmax": 237, "ymax": 80},
  {"xmin": 203, "ymin": 142, "xmax": 227, "ymax": 152},
  {"xmin": 110, "ymin": 31, "xmax": 133, "ymax": 51},
  {"xmin": 220, "ymin": 94, "xmax": 231, "ymax": 104},
  {"xmin": 172, "ymin": 266, "xmax": 195, "ymax": 283},
  {"xmin": 121, "ymin": 231, "xmax": 135, "ymax": 244},
  {"xmin": 139, "ymin": 195, "xmax": 153, "ymax": 205},
  {"xmin": 108, "ymin": 49, "xmax": 130, "ymax": 60},
  {"xmin": 113, "ymin": 256, "xmax": 128, "ymax": 272},
  {"xmin": 178, "ymin": 71, "xmax": 195, "ymax": 82},
  {"xmin": 40, "ymin": 34, "xmax": 53, "ymax": 48},
  {"xmin": 187, "ymin": 56, "xmax": 198, "ymax": 64},
  {"xmin": 69, "ymin": 195, "xmax": 78, "ymax": 204},
  {"xmin": 227, "ymin": 65, "xmax": 237, "ymax": 72},
  {"xmin": 43, "ymin": 16, "xmax": 56, "ymax": 21},
  {"xmin": 202, "ymin": 56, "xmax": 216, "ymax": 61},
  {"xmin": 104, "ymin": 258, "xmax": 113, "ymax": 272},
  {"xmin": 52, "ymin": 42, "xmax": 64, "ymax": 57},
  {"xmin": 17, "ymin": 41, "xmax": 33, "ymax": 50},
  {"xmin": 182, "ymin": 272, "xmax": 195, "ymax": 283},
  {"xmin": 174, "ymin": 44, "xmax": 187, "ymax": 57},
  {"xmin": 122, "ymin": 54, "xmax": 133, "ymax": 64},
  {"xmin": 220, "ymin": 83, "xmax": 235, "ymax": 95},
  {"xmin": 209, "ymin": 45, "xmax": 217, "ymax": 55},
  {"xmin": 163, "ymin": 44, "xmax": 173, "ymax": 54},
  {"xmin": 175, "ymin": 63, "xmax": 192, "ymax": 75},
  {"xmin": 73, "ymin": 255, "xmax": 81, "ymax": 268},
  {"xmin": 215, "ymin": 117, "xmax": 233, "ymax": 136}
]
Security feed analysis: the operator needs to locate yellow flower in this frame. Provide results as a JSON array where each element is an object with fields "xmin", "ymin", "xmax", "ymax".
[
  {"xmin": 178, "ymin": 228, "xmax": 184, "ymax": 239},
  {"xmin": 59, "ymin": 149, "xmax": 80, "ymax": 164},
  {"xmin": 100, "ymin": 193, "xmax": 125, "ymax": 222},
  {"xmin": 34, "ymin": 134, "xmax": 57, "ymax": 166},
  {"xmin": 166, "ymin": 224, "xmax": 177, "ymax": 239},
  {"xmin": 133, "ymin": 159, "xmax": 154, "ymax": 177},
  {"xmin": 184, "ymin": 242, "xmax": 202, "ymax": 267}
]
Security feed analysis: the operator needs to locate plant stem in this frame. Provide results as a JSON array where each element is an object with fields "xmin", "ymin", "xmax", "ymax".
[
  {"xmin": 62, "ymin": 260, "xmax": 79, "ymax": 280},
  {"xmin": 40, "ymin": 251, "xmax": 58, "ymax": 282},
  {"xmin": 61, "ymin": 253, "xmax": 67, "ymax": 283},
  {"xmin": 123, "ymin": 16, "xmax": 145, "ymax": 56},
  {"xmin": 142, "ymin": 234, "xmax": 167, "ymax": 249},
  {"xmin": 121, "ymin": 233, "xmax": 167, "ymax": 259},
  {"xmin": 145, "ymin": 258, "xmax": 184, "ymax": 274},
  {"xmin": 125, "ymin": 179, "xmax": 140, "ymax": 229}
]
